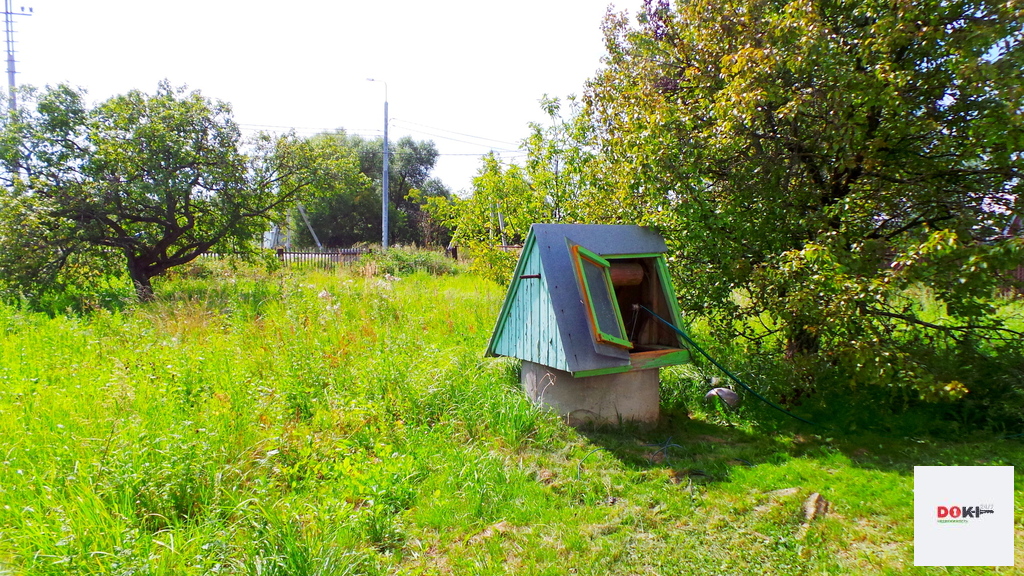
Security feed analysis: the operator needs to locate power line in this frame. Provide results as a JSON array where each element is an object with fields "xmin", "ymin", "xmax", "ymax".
[
  {"xmin": 391, "ymin": 150, "xmax": 527, "ymax": 158},
  {"xmin": 237, "ymin": 123, "xmax": 383, "ymax": 136},
  {"xmin": 236, "ymin": 122, "xmax": 526, "ymax": 157},
  {"xmin": 437, "ymin": 151, "xmax": 528, "ymax": 157},
  {"xmin": 394, "ymin": 124, "xmax": 524, "ymax": 152},
  {"xmin": 237, "ymin": 119, "xmax": 524, "ymax": 151},
  {"xmin": 392, "ymin": 118, "xmax": 521, "ymax": 147}
]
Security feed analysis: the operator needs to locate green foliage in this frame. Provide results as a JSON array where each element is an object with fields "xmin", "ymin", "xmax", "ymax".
[
  {"xmin": 581, "ymin": 0, "xmax": 1024, "ymax": 397},
  {"xmin": 284, "ymin": 131, "xmax": 376, "ymax": 249},
  {"xmin": 0, "ymin": 196, "xmax": 135, "ymax": 313},
  {"xmin": 429, "ymin": 95, "xmax": 656, "ymax": 284},
  {"xmin": 437, "ymin": 0, "xmax": 1024, "ymax": 405},
  {"xmin": 426, "ymin": 153, "xmax": 548, "ymax": 283},
  {"xmin": 1, "ymin": 268, "xmax": 1023, "ymax": 574},
  {"xmin": 0, "ymin": 82, "xmax": 338, "ymax": 302},
  {"xmin": 290, "ymin": 132, "xmax": 451, "ymax": 249},
  {"xmin": 359, "ymin": 246, "xmax": 459, "ymax": 277}
]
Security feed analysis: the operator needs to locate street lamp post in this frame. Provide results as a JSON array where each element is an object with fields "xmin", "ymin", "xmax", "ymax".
[{"xmin": 367, "ymin": 78, "xmax": 389, "ymax": 249}]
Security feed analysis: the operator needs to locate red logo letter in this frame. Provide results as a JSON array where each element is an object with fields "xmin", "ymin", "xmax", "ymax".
[{"xmin": 937, "ymin": 506, "xmax": 949, "ymax": 518}]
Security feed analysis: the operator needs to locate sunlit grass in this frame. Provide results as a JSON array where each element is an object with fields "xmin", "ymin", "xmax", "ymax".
[{"xmin": 0, "ymin": 264, "xmax": 1021, "ymax": 574}]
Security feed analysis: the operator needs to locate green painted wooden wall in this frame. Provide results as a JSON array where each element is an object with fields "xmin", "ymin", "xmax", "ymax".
[{"xmin": 489, "ymin": 236, "xmax": 569, "ymax": 372}]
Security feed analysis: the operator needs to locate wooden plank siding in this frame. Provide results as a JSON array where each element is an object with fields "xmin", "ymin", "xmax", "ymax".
[
  {"xmin": 487, "ymin": 224, "xmax": 690, "ymax": 375},
  {"xmin": 490, "ymin": 238, "xmax": 568, "ymax": 372}
]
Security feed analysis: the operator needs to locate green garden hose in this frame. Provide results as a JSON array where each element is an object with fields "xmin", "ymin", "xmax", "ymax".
[{"xmin": 638, "ymin": 305, "xmax": 822, "ymax": 428}]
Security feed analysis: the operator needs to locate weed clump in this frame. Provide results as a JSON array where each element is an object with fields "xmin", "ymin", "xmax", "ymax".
[{"xmin": 359, "ymin": 246, "xmax": 459, "ymax": 277}]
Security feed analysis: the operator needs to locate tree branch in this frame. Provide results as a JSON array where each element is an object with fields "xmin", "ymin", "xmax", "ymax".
[{"xmin": 864, "ymin": 307, "xmax": 1024, "ymax": 340}]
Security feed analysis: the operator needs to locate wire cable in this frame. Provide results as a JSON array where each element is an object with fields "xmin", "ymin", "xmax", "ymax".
[
  {"xmin": 394, "ymin": 125, "xmax": 524, "ymax": 152},
  {"xmin": 638, "ymin": 305, "xmax": 822, "ymax": 428},
  {"xmin": 392, "ymin": 119, "xmax": 522, "ymax": 147}
]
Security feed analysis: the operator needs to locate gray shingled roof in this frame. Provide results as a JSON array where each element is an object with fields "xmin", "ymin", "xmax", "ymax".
[{"xmin": 493, "ymin": 223, "xmax": 670, "ymax": 374}]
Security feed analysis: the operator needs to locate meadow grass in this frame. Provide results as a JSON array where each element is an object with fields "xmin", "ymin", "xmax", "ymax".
[{"xmin": 0, "ymin": 264, "xmax": 1021, "ymax": 574}]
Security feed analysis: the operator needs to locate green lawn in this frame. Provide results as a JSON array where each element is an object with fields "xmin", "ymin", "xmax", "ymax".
[{"xmin": 0, "ymin": 266, "xmax": 1020, "ymax": 574}]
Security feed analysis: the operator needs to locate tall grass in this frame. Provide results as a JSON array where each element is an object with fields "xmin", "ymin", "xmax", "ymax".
[
  {"xmin": 0, "ymin": 267, "xmax": 533, "ymax": 574},
  {"xmin": 0, "ymin": 265, "xmax": 1020, "ymax": 574}
]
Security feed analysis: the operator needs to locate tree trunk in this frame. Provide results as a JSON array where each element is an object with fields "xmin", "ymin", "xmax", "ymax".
[
  {"xmin": 127, "ymin": 261, "xmax": 155, "ymax": 302},
  {"xmin": 785, "ymin": 323, "xmax": 820, "ymax": 359}
]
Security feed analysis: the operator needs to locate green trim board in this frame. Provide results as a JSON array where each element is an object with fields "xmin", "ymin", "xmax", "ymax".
[
  {"xmin": 605, "ymin": 252, "xmax": 664, "ymax": 259},
  {"xmin": 629, "ymin": 348, "xmax": 691, "ymax": 371},
  {"xmin": 570, "ymin": 244, "xmax": 633, "ymax": 349},
  {"xmin": 571, "ymin": 349, "xmax": 691, "ymax": 377},
  {"xmin": 486, "ymin": 232, "xmax": 536, "ymax": 355},
  {"xmin": 487, "ymin": 232, "xmax": 569, "ymax": 371},
  {"xmin": 486, "ymin": 224, "xmax": 690, "ymax": 375},
  {"xmin": 653, "ymin": 256, "xmax": 686, "ymax": 329},
  {"xmin": 571, "ymin": 365, "xmax": 633, "ymax": 378}
]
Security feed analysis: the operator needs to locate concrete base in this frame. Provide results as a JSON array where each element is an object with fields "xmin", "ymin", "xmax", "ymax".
[{"xmin": 521, "ymin": 361, "xmax": 660, "ymax": 427}]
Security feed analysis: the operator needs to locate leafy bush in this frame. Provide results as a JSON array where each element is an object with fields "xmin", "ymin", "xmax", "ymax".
[
  {"xmin": 661, "ymin": 307, "xmax": 1024, "ymax": 436},
  {"xmin": 458, "ymin": 242, "xmax": 519, "ymax": 286},
  {"xmin": 359, "ymin": 246, "xmax": 459, "ymax": 277},
  {"xmin": 0, "ymin": 249, "xmax": 135, "ymax": 315}
]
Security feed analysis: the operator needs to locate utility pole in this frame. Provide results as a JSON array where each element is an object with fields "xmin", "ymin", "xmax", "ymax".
[
  {"xmin": 3, "ymin": 1, "xmax": 31, "ymax": 112},
  {"xmin": 382, "ymin": 93, "xmax": 389, "ymax": 249},
  {"xmin": 367, "ymin": 78, "xmax": 389, "ymax": 249}
]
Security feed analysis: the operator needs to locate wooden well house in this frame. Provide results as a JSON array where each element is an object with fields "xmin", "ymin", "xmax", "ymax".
[{"xmin": 486, "ymin": 224, "xmax": 690, "ymax": 425}]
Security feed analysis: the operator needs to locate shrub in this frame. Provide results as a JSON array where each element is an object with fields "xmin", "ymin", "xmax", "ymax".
[{"xmin": 359, "ymin": 246, "xmax": 458, "ymax": 277}]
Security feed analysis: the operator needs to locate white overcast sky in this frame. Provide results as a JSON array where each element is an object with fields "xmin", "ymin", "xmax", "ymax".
[{"xmin": 10, "ymin": 0, "xmax": 643, "ymax": 194}]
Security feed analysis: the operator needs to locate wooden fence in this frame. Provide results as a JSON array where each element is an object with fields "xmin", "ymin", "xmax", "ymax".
[
  {"xmin": 200, "ymin": 249, "xmax": 370, "ymax": 267},
  {"xmin": 273, "ymin": 248, "xmax": 369, "ymax": 266}
]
